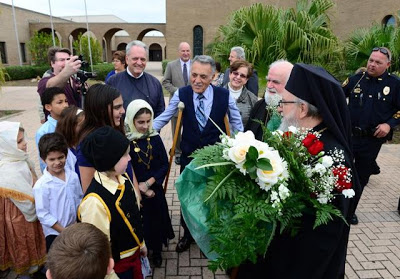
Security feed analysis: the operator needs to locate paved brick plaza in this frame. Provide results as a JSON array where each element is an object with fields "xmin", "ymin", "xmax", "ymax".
[{"xmin": 1, "ymin": 66, "xmax": 399, "ymax": 279}]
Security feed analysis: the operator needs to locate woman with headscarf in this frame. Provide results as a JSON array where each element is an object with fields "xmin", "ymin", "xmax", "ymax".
[{"xmin": 125, "ymin": 99, "xmax": 175, "ymax": 268}]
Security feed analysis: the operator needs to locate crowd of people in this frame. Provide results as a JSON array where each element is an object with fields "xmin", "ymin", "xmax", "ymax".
[{"xmin": 0, "ymin": 39, "xmax": 399, "ymax": 279}]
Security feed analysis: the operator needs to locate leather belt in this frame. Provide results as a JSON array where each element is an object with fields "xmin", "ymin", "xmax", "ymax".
[{"xmin": 352, "ymin": 127, "xmax": 374, "ymax": 137}]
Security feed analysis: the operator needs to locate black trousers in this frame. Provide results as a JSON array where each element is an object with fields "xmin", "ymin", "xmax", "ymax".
[
  {"xmin": 45, "ymin": 235, "xmax": 58, "ymax": 252},
  {"xmin": 352, "ymin": 136, "xmax": 385, "ymax": 189}
]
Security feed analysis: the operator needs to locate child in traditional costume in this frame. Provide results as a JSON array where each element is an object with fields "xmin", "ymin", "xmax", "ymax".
[{"xmin": 0, "ymin": 121, "xmax": 46, "ymax": 278}]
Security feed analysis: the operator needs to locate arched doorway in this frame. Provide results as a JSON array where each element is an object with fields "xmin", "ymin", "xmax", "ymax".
[
  {"xmin": 117, "ymin": 43, "xmax": 127, "ymax": 51},
  {"xmin": 382, "ymin": 15, "xmax": 396, "ymax": 28},
  {"xmin": 149, "ymin": 43, "xmax": 162, "ymax": 61}
]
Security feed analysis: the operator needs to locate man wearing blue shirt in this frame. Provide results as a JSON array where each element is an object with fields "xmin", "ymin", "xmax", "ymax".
[{"xmin": 153, "ymin": 55, "xmax": 243, "ymax": 252}]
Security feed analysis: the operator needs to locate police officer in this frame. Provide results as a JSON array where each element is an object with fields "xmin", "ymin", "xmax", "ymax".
[{"xmin": 343, "ymin": 47, "xmax": 400, "ymax": 224}]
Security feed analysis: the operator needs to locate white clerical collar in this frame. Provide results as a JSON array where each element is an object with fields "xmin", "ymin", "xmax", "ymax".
[{"xmin": 127, "ymin": 67, "xmax": 144, "ymax": 79}]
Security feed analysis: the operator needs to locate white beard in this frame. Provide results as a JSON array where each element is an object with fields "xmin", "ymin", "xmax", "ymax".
[
  {"xmin": 278, "ymin": 109, "xmax": 299, "ymax": 132},
  {"xmin": 264, "ymin": 89, "xmax": 282, "ymax": 107}
]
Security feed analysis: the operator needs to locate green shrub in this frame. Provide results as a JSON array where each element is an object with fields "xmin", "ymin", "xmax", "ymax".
[
  {"xmin": 0, "ymin": 62, "xmax": 8, "ymax": 87},
  {"xmin": 28, "ymin": 31, "xmax": 60, "ymax": 66},
  {"xmin": 3, "ymin": 64, "xmax": 115, "ymax": 82},
  {"xmin": 73, "ymin": 34, "xmax": 103, "ymax": 65},
  {"xmin": 92, "ymin": 63, "xmax": 114, "ymax": 81},
  {"xmin": 162, "ymin": 60, "xmax": 170, "ymax": 75},
  {"xmin": 5, "ymin": 65, "xmax": 50, "ymax": 80}
]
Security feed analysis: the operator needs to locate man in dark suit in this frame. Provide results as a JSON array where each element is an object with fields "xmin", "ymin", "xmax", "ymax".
[
  {"xmin": 162, "ymin": 42, "xmax": 191, "ymax": 164},
  {"xmin": 221, "ymin": 46, "xmax": 259, "ymax": 95},
  {"xmin": 245, "ymin": 60, "xmax": 293, "ymax": 140}
]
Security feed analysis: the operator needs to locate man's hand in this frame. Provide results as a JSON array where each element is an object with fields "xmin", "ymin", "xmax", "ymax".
[
  {"xmin": 374, "ymin": 123, "xmax": 391, "ymax": 138},
  {"xmin": 62, "ymin": 55, "xmax": 82, "ymax": 76}
]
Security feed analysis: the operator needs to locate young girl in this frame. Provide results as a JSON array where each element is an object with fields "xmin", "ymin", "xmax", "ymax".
[
  {"xmin": 0, "ymin": 121, "xmax": 46, "ymax": 278},
  {"xmin": 125, "ymin": 99, "xmax": 175, "ymax": 267},
  {"xmin": 55, "ymin": 105, "xmax": 84, "ymax": 178},
  {"xmin": 76, "ymin": 83, "xmax": 135, "ymax": 193}
]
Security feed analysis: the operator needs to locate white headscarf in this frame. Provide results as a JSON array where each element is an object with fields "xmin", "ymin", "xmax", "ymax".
[
  {"xmin": 0, "ymin": 121, "xmax": 37, "ymax": 222},
  {"xmin": 124, "ymin": 99, "xmax": 158, "ymax": 141}
]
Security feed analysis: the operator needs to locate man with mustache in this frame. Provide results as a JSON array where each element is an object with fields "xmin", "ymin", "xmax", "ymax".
[
  {"xmin": 245, "ymin": 60, "xmax": 293, "ymax": 140},
  {"xmin": 107, "ymin": 40, "xmax": 165, "ymax": 118}
]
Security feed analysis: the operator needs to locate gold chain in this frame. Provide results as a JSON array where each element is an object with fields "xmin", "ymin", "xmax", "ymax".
[{"xmin": 132, "ymin": 137, "xmax": 153, "ymax": 170}]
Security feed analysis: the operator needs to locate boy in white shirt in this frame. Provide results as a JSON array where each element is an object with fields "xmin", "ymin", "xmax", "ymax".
[{"xmin": 33, "ymin": 132, "xmax": 83, "ymax": 251}]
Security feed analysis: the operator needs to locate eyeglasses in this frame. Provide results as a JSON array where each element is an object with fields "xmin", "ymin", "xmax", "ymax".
[
  {"xmin": 231, "ymin": 71, "xmax": 247, "ymax": 79},
  {"xmin": 278, "ymin": 100, "xmax": 301, "ymax": 108},
  {"xmin": 372, "ymin": 47, "xmax": 390, "ymax": 60}
]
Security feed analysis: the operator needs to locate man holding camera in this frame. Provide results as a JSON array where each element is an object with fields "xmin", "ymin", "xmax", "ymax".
[{"xmin": 37, "ymin": 47, "xmax": 83, "ymax": 117}]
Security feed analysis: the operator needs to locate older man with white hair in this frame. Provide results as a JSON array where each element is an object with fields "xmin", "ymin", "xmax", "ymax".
[
  {"xmin": 107, "ymin": 40, "xmax": 165, "ymax": 117},
  {"xmin": 245, "ymin": 60, "xmax": 293, "ymax": 140}
]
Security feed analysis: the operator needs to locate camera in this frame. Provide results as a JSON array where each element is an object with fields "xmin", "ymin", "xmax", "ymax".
[{"xmin": 76, "ymin": 55, "xmax": 97, "ymax": 95}]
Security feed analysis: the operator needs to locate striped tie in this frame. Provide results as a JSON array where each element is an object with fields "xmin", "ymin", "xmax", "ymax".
[{"xmin": 195, "ymin": 94, "xmax": 206, "ymax": 132}]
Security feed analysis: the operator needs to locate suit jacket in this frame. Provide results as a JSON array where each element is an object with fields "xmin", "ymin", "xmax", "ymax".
[
  {"xmin": 245, "ymin": 98, "xmax": 269, "ymax": 141},
  {"xmin": 162, "ymin": 59, "xmax": 191, "ymax": 95}
]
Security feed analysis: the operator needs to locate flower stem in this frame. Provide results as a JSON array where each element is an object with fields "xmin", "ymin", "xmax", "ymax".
[
  {"xmin": 195, "ymin": 161, "xmax": 235, "ymax": 170},
  {"xmin": 204, "ymin": 169, "xmax": 236, "ymax": 203}
]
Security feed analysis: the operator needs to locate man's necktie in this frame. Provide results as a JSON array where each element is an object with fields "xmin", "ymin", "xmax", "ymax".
[
  {"xmin": 195, "ymin": 94, "xmax": 206, "ymax": 132},
  {"xmin": 183, "ymin": 63, "xmax": 188, "ymax": 85}
]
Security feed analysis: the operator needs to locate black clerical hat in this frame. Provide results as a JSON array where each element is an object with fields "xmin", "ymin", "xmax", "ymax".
[{"xmin": 285, "ymin": 63, "xmax": 351, "ymax": 157}]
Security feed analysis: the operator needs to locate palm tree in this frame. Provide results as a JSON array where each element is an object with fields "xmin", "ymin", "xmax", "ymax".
[
  {"xmin": 344, "ymin": 22, "xmax": 400, "ymax": 75},
  {"xmin": 208, "ymin": 0, "xmax": 342, "ymax": 82}
]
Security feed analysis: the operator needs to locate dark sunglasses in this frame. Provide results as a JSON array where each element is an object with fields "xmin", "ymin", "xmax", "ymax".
[{"xmin": 372, "ymin": 47, "xmax": 390, "ymax": 60}]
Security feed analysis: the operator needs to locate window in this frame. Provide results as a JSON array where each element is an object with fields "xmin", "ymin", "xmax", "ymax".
[
  {"xmin": 193, "ymin": 25, "xmax": 203, "ymax": 57},
  {"xmin": 0, "ymin": 42, "xmax": 7, "ymax": 64},
  {"xmin": 20, "ymin": 43, "xmax": 27, "ymax": 63}
]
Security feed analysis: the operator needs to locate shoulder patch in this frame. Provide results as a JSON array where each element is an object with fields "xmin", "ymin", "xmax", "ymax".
[{"xmin": 342, "ymin": 78, "xmax": 349, "ymax": 87}]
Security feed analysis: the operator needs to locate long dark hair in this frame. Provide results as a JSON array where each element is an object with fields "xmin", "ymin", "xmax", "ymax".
[
  {"xmin": 56, "ymin": 105, "xmax": 84, "ymax": 148},
  {"xmin": 78, "ymin": 83, "xmax": 124, "ymax": 143}
]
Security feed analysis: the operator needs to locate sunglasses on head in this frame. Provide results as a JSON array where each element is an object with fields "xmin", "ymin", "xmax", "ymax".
[{"xmin": 372, "ymin": 47, "xmax": 390, "ymax": 60}]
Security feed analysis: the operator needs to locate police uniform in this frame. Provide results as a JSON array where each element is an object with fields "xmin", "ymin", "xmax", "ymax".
[{"xmin": 343, "ymin": 71, "xmax": 400, "ymax": 188}]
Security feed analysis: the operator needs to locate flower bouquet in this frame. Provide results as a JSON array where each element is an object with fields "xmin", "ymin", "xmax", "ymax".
[{"xmin": 175, "ymin": 126, "xmax": 355, "ymax": 271}]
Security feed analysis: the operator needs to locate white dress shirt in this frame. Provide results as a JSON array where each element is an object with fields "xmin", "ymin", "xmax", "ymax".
[
  {"xmin": 33, "ymin": 167, "xmax": 83, "ymax": 237},
  {"xmin": 153, "ymin": 85, "xmax": 244, "ymax": 132}
]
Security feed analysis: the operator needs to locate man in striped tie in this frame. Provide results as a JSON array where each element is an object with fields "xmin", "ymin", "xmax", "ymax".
[{"xmin": 153, "ymin": 55, "xmax": 243, "ymax": 252}]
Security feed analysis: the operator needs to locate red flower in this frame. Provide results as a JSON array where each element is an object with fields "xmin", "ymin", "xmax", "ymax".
[
  {"xmin": 307, "ymin": 141, "xmax": 324, "ymax": 155},
  {"xmin": 333, "ymin": 166, "xmax": 352, "ymax": 192},
  {"xmin": 302, "ymin": 133, "xmax": 324, "ymax": 155},
  {"xmin": 302, "ymin": 134, "xmax": 317, "ymax": 147},
  {"xmin": 283, "ymin": 131, "xmax": 293, "ymax": 139}
]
